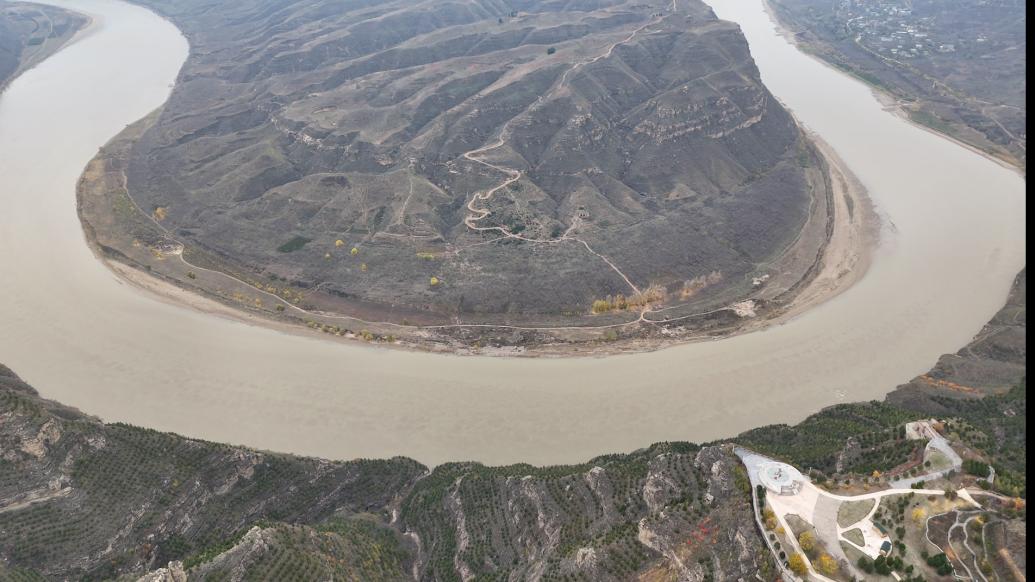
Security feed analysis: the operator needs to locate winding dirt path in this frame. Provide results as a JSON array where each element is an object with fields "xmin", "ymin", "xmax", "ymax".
[{"xmin": 458, "ymin": 19, "xmax": 661, "ymax": 297}]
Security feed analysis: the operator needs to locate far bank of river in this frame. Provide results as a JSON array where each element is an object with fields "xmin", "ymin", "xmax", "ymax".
[{"xmin": 0, "ymin": 0, "xmax": 1024, "ymax": 466}]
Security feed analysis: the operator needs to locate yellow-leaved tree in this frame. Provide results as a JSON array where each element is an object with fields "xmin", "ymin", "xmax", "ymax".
[
  {"xmin": 798, "ymin": 531, "xmax": 816, "ymax": 553},
  {"xmin": 762, "ymin": 507, "xmax": 777, "ymax": 530},
  {"xmin": 788, "ymin": 553, "xmax": 808, "ymax": 576},
  {"xmin": 815, "ymin": 553, "xmax": 839, "ymax": 576},
  {"xmin": 912, "ymin": 507, "xmax": 927, "ymax": 523}
]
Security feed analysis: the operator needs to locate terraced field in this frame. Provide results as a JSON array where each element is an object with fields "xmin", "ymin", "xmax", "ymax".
[{"xmin": 0, "ymin": 364, "xmax": 774, "ymax": 580}]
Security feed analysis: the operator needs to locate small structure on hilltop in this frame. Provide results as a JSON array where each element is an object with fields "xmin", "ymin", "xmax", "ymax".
[{"xmin": 759, "ymin": 462, "xmax": 804, "ymax": 495}]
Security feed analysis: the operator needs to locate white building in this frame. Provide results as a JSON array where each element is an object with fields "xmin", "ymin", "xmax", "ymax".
[{"xmin": 759, "ymin": 462, "xmax": 804, "ymax": 496}]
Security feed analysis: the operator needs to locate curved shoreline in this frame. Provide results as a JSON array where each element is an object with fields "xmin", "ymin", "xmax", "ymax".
[
  {"xmin": 760, "ymin": 0, "xmax": 1025, "ymax": 178},
  {"xmin": 66, "ymin": 0, "xmax": 883, "ymax": 357},
  {"xmin": 0, "ymin": 4, "xmax": 95, "ymax": 95},
  {"xmin": 1, "ymin": 0, "xmax": 1023, "ymax": 467},
  {"xmin": 79, "ymin": 136, "xmax": 876, "ymax": 356},
  {"xmin": 77, "ymin": 107, "xmax": 877, "ymax": 357}
]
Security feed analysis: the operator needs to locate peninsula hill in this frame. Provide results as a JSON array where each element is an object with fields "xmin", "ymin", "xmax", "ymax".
[
  {"xmin": 0, "ymin": 2, "xmax": 87, "ymax": 92},
  {"xmin": 90, "ymin": 0, "xmax": 838, "ymax": 348}
]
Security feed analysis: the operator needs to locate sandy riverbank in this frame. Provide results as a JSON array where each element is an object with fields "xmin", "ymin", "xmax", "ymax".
[
  {"xmin": 0, "ymin": 5, "xmax": 95, "ymax": 94},
  {"xmin": 78, "ymin": 111, "xmax": 877, "ymax": 357},
  {"xmin": 762, "ymin": 132, "xmax": 878, "ymax": 325},
  {"xmin": 58, "ymin": 0, "xmax": 886, "ymax": 358},
  {"xmin": 5, "ymin": 0, "xmax": 1024, "ymax": 465},
  {"xmin": 871, "ymin": 90, "xmax": 1025, "ymax": 178}
]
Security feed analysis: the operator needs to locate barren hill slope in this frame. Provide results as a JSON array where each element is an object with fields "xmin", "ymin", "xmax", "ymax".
[
  {"xmin": 123, "ymin": 0, "xmax": 826, "ymax": 325},
  {"xmin": 0, "ymin": 3, "xmax": 87, "ymax": 92},
  {"xmin": 0, "ymin": 365, "xmax": 770, "ymax": 581}
]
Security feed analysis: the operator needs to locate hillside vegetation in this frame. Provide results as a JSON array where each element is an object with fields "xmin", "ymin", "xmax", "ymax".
[
  {"xmin": 0, "ymin": 2, "xmax": 87, "ymax": 92},
  {"xmin": 0, "ymin": 268, "xmax": 1023, "ymax": 579},
  {"xmin": 0, "ymin": 364, "xmax": 775, "ymax": 581},
  {"xmin": 0, "ymin": 364, "xmax": 425, "ymax": 580},
  {"xmin": 767, "ymin": 0, "xmax": 1026, "ymax": 169},
  {"xmin": 0, "ymin": 266, "xmax": 1024, "ymax": 580},
  {"xmin": 119, "ymin": 0, "xmax": 824, "ymax": 326}
]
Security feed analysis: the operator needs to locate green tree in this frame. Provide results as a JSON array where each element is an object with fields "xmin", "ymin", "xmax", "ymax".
[{"xmin": 857, "ymin": 556, "xmax": 874, "ymax": 573}]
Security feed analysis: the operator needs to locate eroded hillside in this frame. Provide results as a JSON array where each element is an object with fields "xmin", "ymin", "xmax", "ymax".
[
  {"xmin": 0, "ymin": 365, "xmax": 425, "ymax": 580},
  {"xmin": 122, "ymin": 0, "xmax": 824, "ymax": 326},
  {"xmin": 0, "ymin": 364, "xmax": 772, "ymax": 580},
  {"xmin": 890, "ymin": 269, "xmax": 1026, "ymax": 406},
  {"xmin": 2, "ymin": 357, "xmax": 1025, "ymax": 580},
  {"xmin": 0, "ymin": 2, "xmax": 87, "ymax": 91},
  {"xmin": 0, "ymin": 265, "xmax": 1025, "ymax": 579}
]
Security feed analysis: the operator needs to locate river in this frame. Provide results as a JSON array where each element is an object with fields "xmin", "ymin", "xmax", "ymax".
[{"xmin": 0, "ymin": 0, "xmax": 1024, "ymax": 466}]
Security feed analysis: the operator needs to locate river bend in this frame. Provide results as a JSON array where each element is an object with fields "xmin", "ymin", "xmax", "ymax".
[{"xmin": 0, "ymin": 0, "xmax": 1024, "ymax": 465}]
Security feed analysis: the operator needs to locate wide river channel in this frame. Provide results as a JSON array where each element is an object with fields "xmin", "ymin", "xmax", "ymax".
[{"xmin": 0, "ymin": 0, "xmax": 1024, "ymax": 466}]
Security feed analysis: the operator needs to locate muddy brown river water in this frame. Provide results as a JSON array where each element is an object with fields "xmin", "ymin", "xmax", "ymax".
[{"xmin": 0, "ymin": 0, "xmax": 1024, "ymax": 466}]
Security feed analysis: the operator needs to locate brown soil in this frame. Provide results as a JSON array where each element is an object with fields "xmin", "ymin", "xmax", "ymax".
[{"xmin": 77, "ymin": 108, "xmax": 876, "ymax": 357}]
